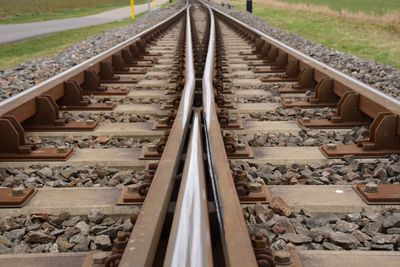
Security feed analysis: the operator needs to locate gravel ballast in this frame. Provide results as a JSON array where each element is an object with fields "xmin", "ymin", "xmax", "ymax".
[
  {"xmin": 239, "ymin": 127, "xmax": 369, "ymax": 147},
  {"xmin": 0, "ymin": 166, "xmax": 145, "ymax": 188},
  {"xmin": 244, "ymin": 204, "xmax": 400, "ymax": 251},
  {"xmin": 63, "ymin": 112, "xmax": 160, "ymax": 123},
  {"xmin": 29, "ymin": 136, "xmax": 158, "ymax": 149},
  {"xmin": 241, "ymin": 107, "xmax": 335, "ymax": 121},
  {"xmin": 232, "ymin": 154, "xmax": 400, "ymax": 185},
  {"xmin": 0, "ymin": 211, "xmax": 133, "ymax": 254}
]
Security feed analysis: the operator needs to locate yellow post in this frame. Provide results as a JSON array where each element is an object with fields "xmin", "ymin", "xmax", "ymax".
[{"xmin": 130, "ymin": 0, "xmax": 135, "ymax": 19}]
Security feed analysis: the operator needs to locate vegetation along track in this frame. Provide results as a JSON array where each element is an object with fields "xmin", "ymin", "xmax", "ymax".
[{"xmin": 0, "ymin": 0, "xmax": 399, "ymax": 266}]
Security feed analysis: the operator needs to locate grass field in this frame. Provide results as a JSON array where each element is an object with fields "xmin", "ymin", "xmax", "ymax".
[
  {"xmin": 227, "ymin": 0, "xmax": 400, "ymax": 68},
  {"xmin": 277, "ymin": 0, "xmax": 400, "ymax": 14},
  {"xmin": 0, "ymin": 0, "xmax": 149, "ymax": 24}
]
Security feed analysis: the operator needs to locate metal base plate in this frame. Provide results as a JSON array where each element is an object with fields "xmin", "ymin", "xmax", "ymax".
[
  {"xmin": 262, "ymin": 77, "xmax": 298, "ymax": 83},
  {"xmin": 81, "ymin": 251, "xmax": 112, "ymax": 267},
  {"xmin": 59, "ymin": 103, "xmax": 116, "ymax": 111},
  {"xmin": 114, "ymin": 70, "xmax": 147, "ymax": 75},
  {"xmin": 353, "ymin": 184, "xmax": 400, "ymax": 204},
  {"xmin": 0, "ymin": 147, "xmax": 74, "ymax": 161},
  {"xmin": 247, "ymin": 62, "xmax": 274, "ymax": 67},
  {"xmin": 298, "ymin": 118, "xmax": 370, "ymax": 128},
  {"xmin": 222, "ymin": 68, "xmax": 230, "ymax": 74},
  {"xmin": 220, "ymin": 119, "xmax": 244, "ymax": 130},
  {"xmin": 152, "ymin": 122, "xmax": 172, "ymax": 130},
  {"xmin": 253, "ymin": 68, "xmax": 285, "ymax": 74},
  {"xmin": 278, "ymin": 87, "xmax": 308, "ymax": 94},
  {"xmin": 102, "ymin": 78, "xmax": 138, "ymax": 84},
  {"xmin": 117, "ymin": 187, "xmax": 145, "ymax": 205},
  {"xmin": 242, "ymin": 55, "xmax": 262, "ymax": 60},
  {"xmin": 239, "ymin": 185, "xmax": 272, "ymax": 204},
  {"xmin": 132, "ymin": 63, "xmax": 153, "ymax": 67},
  {"xmin": 24, "ymin": 121, "xmax": 99, "ymax": 131},
  {"xmin": 166, "ymin": 91, "xmax": 179, "ymax": 95},
  {"xmin": 227, "ymin": 145, "xmax": 254, "ymax": 159},
  {"xmin": 274, "ymin": 248, "xmax": 303, "ymax": 267},
  {"xmin": 239, "ymin": 51, "xmax": 255, "ymax": 56},
  {"xmin": 161, "ymin": 104, "xmax": 178, "ymax": 110},
  {"xmin": 140, "ymin": 145, "xmax": 162, "ymax": 160},
  {"xmin": 320, "ymin": 144, "xmax": 398, "ymax": 158},
  {"xmin": 0, "ymin": 188, "xmax": 37, "ymax": 207},
  {"xmin": 83, "ymin": 88, "xmax": 128, "ymax": 95},
  {"xmin": 219, "ymin": 104, "xmax": 236, "ymax": 109},
  {"xmin": 282, "ymin": 100, "xmax": 337, "ymax": 108}
]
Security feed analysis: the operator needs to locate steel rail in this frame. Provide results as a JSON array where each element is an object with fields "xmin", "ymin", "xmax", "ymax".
[
  {"xmin": 0, "ymin": 4, "xmax": 187, "ymax": 120},
  {"xmin": 202, "ymin": 5, "xmax": 258, "ymax": 267},
  {"xmin": 118, "ymin": 5, "xmax": 196, "ymax": 267},
  {"xmin": 163, "ymin": 111, "xmax": 213, "ymax": 267}
]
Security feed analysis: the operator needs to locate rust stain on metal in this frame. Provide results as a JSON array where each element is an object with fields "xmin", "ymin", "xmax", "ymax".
[
  {"xmin": 354, "ymin": 184, "xmax": 400, "ymax": 204},
  {"xmin": 0, "ymin": 188, "xmax": 37, "ymax": 207}
]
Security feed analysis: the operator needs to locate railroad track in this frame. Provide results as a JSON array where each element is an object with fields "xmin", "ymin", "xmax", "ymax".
[{"xmin": 0, "ymin": 1, "xmax": 399, "ymax": 267}]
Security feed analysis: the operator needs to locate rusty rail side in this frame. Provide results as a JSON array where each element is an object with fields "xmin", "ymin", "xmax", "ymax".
[
  {"xmin": 0, "ymin": 5, "xmax": 187, "ymax": 121},
  {"xmin": 163, "ymin": 111, "xmax": 213, "ymax": 267},
  {"xmin": 118, "ymin": 6, "xmax": 196, "ymax": 267},
  {"xmin": 202, "ymin": 5, "xmax": 258, "ymax": 267}
]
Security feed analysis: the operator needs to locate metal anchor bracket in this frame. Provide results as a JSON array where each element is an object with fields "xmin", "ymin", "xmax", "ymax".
[
  {"xmin": 282, "ymin": 78, "xmax": 339, "ymax": 108},
  {"xmin": 299, "ymin": 92, "xmax": 371, "ymax": 128},
  {"xmin": 217, "ymin": 109, "xmax": 244, "ymax": 129},
  {"xmin": 117, "ymin": 162, "xmax": 158, "ymax": 204},
  {"xmin": 0, "ymin": 187, "xmax": 37, "ymax": 207},
  {"xmin": 99, "ymin": 62, "xmax": 138, "ymax": 86},
  {"xmin": 140, "ymin": 131, "xmax": 169, "ymax": 159},
  {"xmin": 0, "ymin": 115, "xmax": 73, "ymax": 161},
  {"xmin": 233, "ymin": 170, "xmax": 270, "ymax": 203},
  {"xmin": 321, "ymin": 112, "xmax": 400, "ymax": 157},
  {"xmin": 24, "ymin": 95, "xmax": 98, "ymax": 131},
  {"xmin": 60, "ymin": 80, "xmax": 116, "ymax": 110},
  {"xmin": 223, "ymin": 132, "xmax": 254, "ymax": 159},
  {"xmin": 153, "ymin": 110, "xmax": 176, "ymax": 130},
  {"xmin": 261, "ymin": 58, "xmax": 300, "ymax": 83}
]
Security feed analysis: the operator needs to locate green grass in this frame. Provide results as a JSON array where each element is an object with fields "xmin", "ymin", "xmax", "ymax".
[
  {"xmin": 276, "ymin": 0, "xmax": 400, "ymax": 15},
  {"xmin": 0, "ymin": 16, "xmax": 140, "ymax": 69},
  {"xmin": 228, "ymin": 0, "xmax": 400, "ymax": 68},
  {"xmin": 0, "ymin": 0, "xmax": 148, "ymax": 24}
]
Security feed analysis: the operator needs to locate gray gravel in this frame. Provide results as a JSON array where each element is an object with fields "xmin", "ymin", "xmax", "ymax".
[
  {"xmin": 232, "ymin": 94, "xmax": 280, "ymax": 103},
  {"xmin": 213, "ymin": 3, "xmax": 400, "ymax": 100},
  {"xmin": 241, "ymin": 107, "xmax": 335, "ymax": 121},
  {"xmin": 0, "ymin": 2, "xmax": 183, "ymax": 100},
  {"xmin": 244, "ymin": 204, "xmax": 400, "ymax": 251},
  {"xmin": 62, "ymin": 111, "xmax": 160, "ymax": 123},
  {"xmin": 27, "ymin": 135, "xmax": 158, "ymax": 149},
  {"xmin": 0, "ymin": 166, "xmax": 145, "ymax": 188},
  {"xmin": 226, "ymin": 81, "xmax": 289, "ymax": 91},
  {"xmin": 232, "ymin": 154, "xmax": 400, "ymax": 185},
  {"xmin": 227, "ymin": 84, "xmax": 282, "ymax": 103},
  {"xmin": 239, "ymin": 126, "xmax": 369, "ymax": 147},
  {"xmin": 93, "ymin": 96, "xmax": 168, "ymax": 105},
  {"xmin": 0, "ymin": 211, "xmax": 133, "ymax": 254}
]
